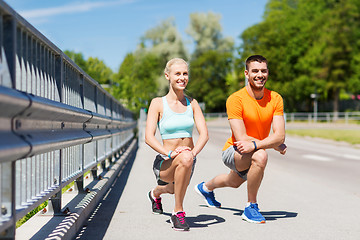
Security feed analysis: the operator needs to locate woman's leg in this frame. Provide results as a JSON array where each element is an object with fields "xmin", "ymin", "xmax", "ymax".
[
  {"xmin": 153, "ymin": 183, "xmax": 174, "ymax": 198},
  {"xmin": 159, "ymin": 151, "xmax": 194, "ymax": 212}
]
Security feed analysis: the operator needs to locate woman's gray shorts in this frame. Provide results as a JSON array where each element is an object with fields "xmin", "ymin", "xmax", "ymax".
[
  {"xmin": 153, "ymin": 154, "xmax": 197, "ymax": 185},
  {"xmin": 222, "ymin": 145, "xmax": 249, "ymax": 180}
]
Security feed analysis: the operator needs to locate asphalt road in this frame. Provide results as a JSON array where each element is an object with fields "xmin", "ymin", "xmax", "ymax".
[{"xmin": 76, "ymin": 120, "xmax": 360, "ymax": 240}]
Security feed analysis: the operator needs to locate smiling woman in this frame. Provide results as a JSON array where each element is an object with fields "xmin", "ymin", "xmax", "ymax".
[{"xmin": 145, "ymin": 58, "xmax": 209, "ymax": 231}]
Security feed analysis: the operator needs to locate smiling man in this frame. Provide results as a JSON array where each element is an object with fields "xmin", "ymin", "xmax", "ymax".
[{"xmin": 195, "ymin": 55, "xmax": 287, "ymax": 224}]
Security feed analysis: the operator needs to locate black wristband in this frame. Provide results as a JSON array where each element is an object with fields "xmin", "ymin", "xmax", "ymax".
[{"xmin": 252, "ymin": 140, "xmax": 257, "ymax": 151}]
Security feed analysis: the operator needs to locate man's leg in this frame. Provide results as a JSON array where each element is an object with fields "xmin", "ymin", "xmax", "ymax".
[
  {"xmin": 245, "ymin": 149, "xmax": 267, "ymax": 203},
  {"xmin": 195, "ymin": 146, "xmax": 248, "ymax": 207},
  {"xmin": 205, "ymin": 170, "xmax": 246, "ymax": 190},
  {"xmin": 240, "ymin": 149, "xmax": 268, "ymax": 223}
]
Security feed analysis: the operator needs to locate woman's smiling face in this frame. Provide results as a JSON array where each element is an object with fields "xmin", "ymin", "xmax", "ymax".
[{"xmin": 166, "ymin": 62, "xmax": 189, "ymax": 90}]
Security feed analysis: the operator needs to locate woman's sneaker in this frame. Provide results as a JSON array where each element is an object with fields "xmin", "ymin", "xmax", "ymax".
[
  {"xmin": 241, "ymin": 202, "xmax": 266, "ymax": 223},
  {"xmin": 170, "ymin": 211, "xmax": 189, "ymax": 231},
  {"xmin": 148, "ymin": 191, "xmax": 163, "ymax": 214},
  {"xmin": 194, "ymin": 182, "xmax": 221, "ymax": 208}
]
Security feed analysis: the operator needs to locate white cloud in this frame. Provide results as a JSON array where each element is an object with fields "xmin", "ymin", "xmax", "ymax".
[{"xmin": 19, "ymin": 0, "xmax": 136, "ymax": 19}]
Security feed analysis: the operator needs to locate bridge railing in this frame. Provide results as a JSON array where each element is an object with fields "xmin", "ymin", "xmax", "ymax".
[
  {"xmin": 204, "ymin": 112, "xmax": 360, "ymax": 124},
  {"xmin": 0, "ymin": 1, "xmax": 136, "ymax": 238}
]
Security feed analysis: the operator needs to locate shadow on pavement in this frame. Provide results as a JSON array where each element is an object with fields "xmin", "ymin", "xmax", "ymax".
[
  {"xmin": 261, "ymin": 210, "xmax": 298, "ymax": 221},
  {"xmin": 75, "ymin": 149, "xmax": 138, "ymax": 239},
  {"xmin": 164, "ymin": 213, "xmax": 226, "ymax": 228},
  {"xmin": 202, "ymin": 205, "xmax": 298, "ymax": 222}
]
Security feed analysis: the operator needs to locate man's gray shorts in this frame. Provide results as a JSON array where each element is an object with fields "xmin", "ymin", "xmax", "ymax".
[
  {"xmin": 222, "ymin": 145, "xmax": 249, "ymax": 180},
  {"xmin": 153, "ymin": 154, "xmax": 197, "ymax": 185}
]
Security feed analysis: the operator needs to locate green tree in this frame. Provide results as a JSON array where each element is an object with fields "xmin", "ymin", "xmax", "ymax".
[
  {"xmin": 86, "ymin": 57, "xmax": 113, "ymax": 85},
  {"xmin": 186, "ymin": 12, "xmax": 235, "ymax": 112},
  {"xmin": 188, "ymin": 50, "xmax": 233, "ymax": 112},
  {"xmin": 239, "ymin": 0, "xmax": 360, "ymax": 113},
  {"xmin": 64, "ymin": 50, "xmax": 114, "ymax": 91},
  {"xmin": 140, "ymin": 17, "xmax": 188, "ymax": 63},
  {"xmin": 139, "ymin": 18, "xmax": 188, "ymax": 95},
  {"xmin": 113, "ymin": 52, "xmax": 162, "ymax": 115},
  {"xmin": 64, "ymin": 50, "xmax": 88, "ymax": 72},
  {"xmin": 187, "ymin": 12, "xmax": 234, "ymax": 56},
  {"xmin": 316, "ymin": 0, "xmax": 360, "ymax": 113}
]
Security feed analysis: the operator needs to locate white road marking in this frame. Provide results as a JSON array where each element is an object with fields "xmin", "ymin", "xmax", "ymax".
[
  {"xmin": 343, "ymin": 154, "xmax": 360, "ymax": 161},
  {"xmin": 303, "ymin": 154, "xmax": 333, "ymax": 162}
]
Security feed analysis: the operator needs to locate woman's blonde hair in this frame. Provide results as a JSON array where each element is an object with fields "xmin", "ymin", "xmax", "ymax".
[{"xmin": 164, "ymin": 58, "xmax": 188, "ymax": 74}]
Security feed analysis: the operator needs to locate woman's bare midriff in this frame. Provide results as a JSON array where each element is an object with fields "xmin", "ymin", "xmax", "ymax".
[{"xmin": 162, "ymin": 137, "xmax": 194, "ymax": 152}]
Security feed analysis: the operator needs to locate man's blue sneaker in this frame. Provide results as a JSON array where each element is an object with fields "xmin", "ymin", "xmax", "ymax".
[
  {"xmin": 241, "ymin": 203, "xmax": 266, "ymax": 223},
  {"xmin": 194, "ymin": 182, "xmax": 221, "ymax": 208}
]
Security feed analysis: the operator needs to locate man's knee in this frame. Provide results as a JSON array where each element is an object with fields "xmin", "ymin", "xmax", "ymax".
[{"xmin": 252, "ymin": 149, "xmax": 268, "ymax": 168}]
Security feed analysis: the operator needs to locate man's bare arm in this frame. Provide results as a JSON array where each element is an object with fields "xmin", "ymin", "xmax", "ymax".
[{"xmin": 229, "ymin": 116, "xmax": 286, "ymax": 154}]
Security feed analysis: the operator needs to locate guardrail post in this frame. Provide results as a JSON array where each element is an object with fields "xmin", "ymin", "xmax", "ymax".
[
  {"xmin": 55, "ymin": 55, "xmax": 63, "ymax": 102},
  {"xmin": 91, "ymin": 166, "xmax": 98, "ymax": 180},
  {"xmin": 326, "ymin": 113, "xmax": 330, "ymax": 122},
  {"xmin": 74, "ymin": 143, "xmax": 85, "ymax": 193},
  {"xmin": 3, "ymin": 14, "xmax": 15, "ymax": 88},
  {"xmin": 345, "ymin": 112, "xmax": 349, "ymax": 124},
  {"xmin": 101, "ymin": 160, "xmax": 106, "ymax": 171},
  {"xmin": 47, "ymin": 148, "xmax": 62, "ymax": 215},
  {"xmin": 0, "ymin": 162, "xmax": 15, "ymax": 239},
  {"xmin": 48, "ymin": 191, "xmax": 62, "ymax": 215},
  {"xmin": 108, "ymin": 156, "xmax": 114, "ymax": 167},
  {"xmin": 74, "ymin": 176, "xmax": 85, "ymax": 193}
]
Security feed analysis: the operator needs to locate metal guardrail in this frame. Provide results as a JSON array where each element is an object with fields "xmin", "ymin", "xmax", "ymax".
[
  {"xmin": 0, "ymin": 1, "xmax": 136, "ymax": 238},
  {"xmin": 204, "ymin": 112, "xmax": 360, "ymax": 124},
  {"xmin": 285, "ymin": 111, "xmax": 360, "ymax": 123}
]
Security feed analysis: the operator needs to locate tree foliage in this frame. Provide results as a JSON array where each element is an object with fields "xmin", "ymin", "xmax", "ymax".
[
  {"xmin": 188, "ymin": 50, "xmax": 234, "ymax": 112},
  {"xmin": 239, "ymin": 0, "xmax": 360, "ymax": 112},
  {"xmin": 64, "ymin": 50, "xmax": 88, "ymax": 72},
  {"xmin": 187, "ymin": 12, "xmax": 234, "ymax": 57},
  {"xmin": 140, "ymin": 17, "xmax": 188, "ymax": 63},
  {"xmin": 65, "ymin": 2, "xmax": 360, "ymax": 114},
  {"xmin": 139, "ymin": 18, "xmax": 189, "ymax": 95},
  {"xmin": 86, "ymin": 57, "xmax": 113, "ymax": 85},
  {"xmin": 64, "ymin": 50, "xmax": 113, "ymax": 87},
  {"xmin": 112, "ymin": 52, "xmax": 162, "ymax": 115},
  {"xmin": 186, "ymin": 12, "xmax": 236, "ymax": 112}
]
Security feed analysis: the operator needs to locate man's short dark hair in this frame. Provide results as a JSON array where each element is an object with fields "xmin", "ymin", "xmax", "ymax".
[{"xmin": 245, "ymin": 55, "xmax": 268, "ymax": 70}]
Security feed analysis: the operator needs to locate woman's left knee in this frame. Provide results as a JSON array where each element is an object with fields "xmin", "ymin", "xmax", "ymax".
[{"xmin": 178, "ymin": 151, "xmax": 194, "ymax": 168}]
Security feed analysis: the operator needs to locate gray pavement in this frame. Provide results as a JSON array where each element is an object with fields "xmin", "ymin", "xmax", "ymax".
[{"xmin": 76, "ymin": 119, "xmax": 360, "ymax": 240}]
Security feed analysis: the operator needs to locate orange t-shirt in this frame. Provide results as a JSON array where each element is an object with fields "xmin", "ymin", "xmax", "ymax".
[{"xmin": 223, "ymin": 87, "xmax": 284, "ymax": 150}]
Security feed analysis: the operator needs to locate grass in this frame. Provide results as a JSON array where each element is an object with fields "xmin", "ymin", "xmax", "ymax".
[
  {"xmin": 286, "ymin": 129, "xmax": 360, "ymax": 145},
  {"xmin": 16, "ymin": 201, "xmax": 48, "ymax": 228}
]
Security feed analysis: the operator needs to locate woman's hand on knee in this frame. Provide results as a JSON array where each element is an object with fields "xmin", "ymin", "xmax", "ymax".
[
  {"xmin": 174, "ymin": 146, "xmax": 191, "ymax": 154},
  {"xmin": 167, "ymin": 146, "xmax": 191, "ymax": 160}
]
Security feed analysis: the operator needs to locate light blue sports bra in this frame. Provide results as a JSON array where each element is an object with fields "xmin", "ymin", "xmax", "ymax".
[{"xmin": 158, "ymin": 96, "xmax": 194, "ymax": 139}]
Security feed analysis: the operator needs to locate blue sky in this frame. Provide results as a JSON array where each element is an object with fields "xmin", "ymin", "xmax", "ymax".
[{"xmin": 4, "ymin": 0, "xmax": 268, "ymax": 71}]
